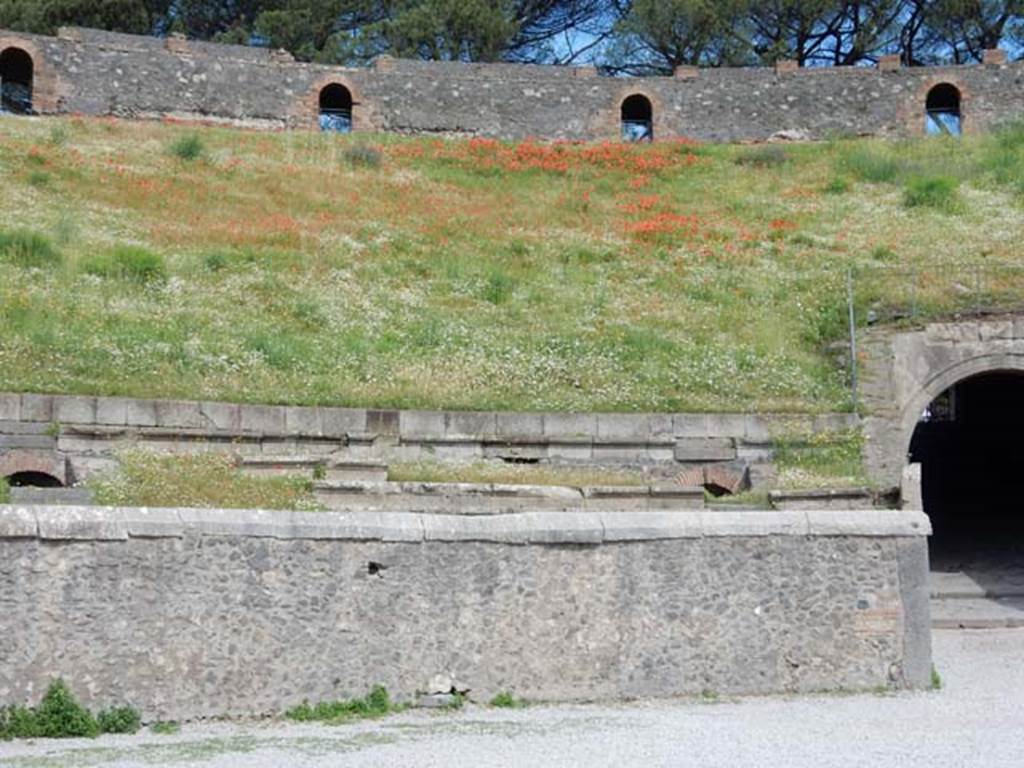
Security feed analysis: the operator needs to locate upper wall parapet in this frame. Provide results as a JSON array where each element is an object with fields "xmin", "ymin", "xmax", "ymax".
[{"xmin": 2, "ymin": 26, "xmax": 1022, "ymax": 141}]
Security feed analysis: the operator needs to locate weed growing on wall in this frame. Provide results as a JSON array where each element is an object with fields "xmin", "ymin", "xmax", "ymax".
[
  {"xmin": 286, "ymin": 686, "xmax": 401, "ymax": 724},
  {"xmin": 0, "ymin": 478, "xmax": 9, "ymax": 504},
  {"xmin": 88, "ymin": 450, "xmax": 322, "ymax": 511},
  {"xmin": 0, "ymin": 680, "xmax": 140, "ymax": 741}
]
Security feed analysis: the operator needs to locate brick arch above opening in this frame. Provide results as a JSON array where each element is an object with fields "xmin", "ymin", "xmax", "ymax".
[
  {"xmin": 0, "ymin": 37, "xmax": 61, "ymax": 113},
  {"xmin": 293, "ymin": 74, "xmax": 379, "ymax": 132}
]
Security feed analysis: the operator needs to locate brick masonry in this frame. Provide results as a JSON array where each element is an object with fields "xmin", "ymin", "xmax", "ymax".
[
  {"xmin": 0, "ymin": 506, "xmax": 933, "ymax": 719},
  {"xmin": 1, "ymin": 26, "xmax": 1022, "ymax": 141}
]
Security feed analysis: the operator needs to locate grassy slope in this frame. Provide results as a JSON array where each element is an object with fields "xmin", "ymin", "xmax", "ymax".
[{"xmin": 1, "ymin": 116, "xmax": 1023, "ymax": 414}]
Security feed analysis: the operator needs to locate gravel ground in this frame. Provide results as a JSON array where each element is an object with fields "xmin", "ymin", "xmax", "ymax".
[{"xmin": 2, "ymin": 629, "xmax": 1022, "ymax": 768}]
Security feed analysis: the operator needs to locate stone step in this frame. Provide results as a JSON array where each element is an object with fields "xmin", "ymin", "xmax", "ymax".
[
  {"xmin": 931, "ymin": 596, "xmax": 1024, "ymax": 629},
  {"xmin": 930, "ymin": 568, "xmax": 1024, "ymax": 599},
  {"xmin": 312, "ymin": 480, "xmax": 705, "ymax": 513},
  {"xmin": 239, "ymin": 456, "xmax": 388, "ymax": 482},
  {"xmin": 9, "ymin": 487, "xmax": 95, "ymax": 506}
]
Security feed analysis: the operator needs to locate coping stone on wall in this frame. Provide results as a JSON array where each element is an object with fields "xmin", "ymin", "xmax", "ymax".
[
  {"xmin": 21, "ymin": 393, "xmax": 54, "ymax": 423},
  {"xmin": 1, "ymin": 506, "xmax": 933, "ymax": 543},
  {"xmin": 806, "ymin": 509, "xmax": 931, "ymax": 537},
  {"xmin": 53, "ymin": 395, "xmax": 97, "ymax": 424},
  {"xmin": 0, "ymin": 506, "xmax": 38, "ymax": 538},
  {"xmin": 35, "ymin": 506, "xmax": 127, "ymax": 540},
  {"xmin": 156, "ymin": 400, "xmax": 206, "ymax": 430},
  {"xmin": 0, "ymin": 393, "xmax": 20, "ymax": 421}
]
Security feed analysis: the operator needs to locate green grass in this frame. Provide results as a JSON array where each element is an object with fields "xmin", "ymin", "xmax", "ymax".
[
  {"xmin": 88, "ymin": 450, "xmax": 322, "ymax": 510},
  {"xmin": 0, "ymin": 228, "xmax": 62, "ymax": 268},
  {"xmin": 903, "ymin": 175, "xmax": 961, "ymax": 212},
  {"xmin": 81, "ymin": 245, "xmax": 167, "ymax": 284},
  {"xmin": 1, "ymin": 117, "xmax": 1023, "ymax": 414},
  {"xmin": 285, "ymin": 686, "xmax": 401, "ymax": 724},
  {"xmin": 150, "ymin": 721, "xmax": 181, "ymax": 735},
  {"xmin": 0, "ymin": 478, "xmax": 9, "ymax": 504},
  {"xmin": 773, "ymin": 429, "xmax": 868, "ymax": 489}
]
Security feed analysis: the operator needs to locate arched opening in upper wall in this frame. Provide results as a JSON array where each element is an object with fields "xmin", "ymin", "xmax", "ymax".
[
  {"xmin": 5, "ymin": 470, "xmax": 63, "ymax": 488},
  {"xmin": 319, "ymin": 83, "xmax": 353, "ymax": 134},
  {"xmin": 925, "ymin": 83, "xmax": 961, "ymax": 136},
  {"xmin": 621, "ymin": 94, "xmax": 653, "ymax": 143},
  {"xmin": 0, "ymin": 47, "xmax": 34, "ymax": 115},
  {"xmin": 908, "ymin": 370, "xmax": 1024, "ymax": 576}
]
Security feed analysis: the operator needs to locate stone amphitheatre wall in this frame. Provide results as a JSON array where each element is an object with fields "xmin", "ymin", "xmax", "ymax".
[
  {"xmin": 1, "ymin": 26, "xmax": 1023, "ymax": 141},
  {"xmin": 0, "ymin": 505, "xmax": 932, "ymax": 719}
]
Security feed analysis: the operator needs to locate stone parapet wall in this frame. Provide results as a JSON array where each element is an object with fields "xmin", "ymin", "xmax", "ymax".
[
  {"xmin": 1, "ymin": 27, "xmax": 1023, "ymax": 140},
  {"xmin": 0, "ymin": 505, "xmax": 932, "ymax": 719},
  {"xmin": 0, "ymin": 392, "xmax": 859, "ymax": 487}
]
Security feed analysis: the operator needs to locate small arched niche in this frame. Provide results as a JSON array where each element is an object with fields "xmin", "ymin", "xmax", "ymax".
[
  {"xmin": 0, "ymin": 47, "xmax": 34, "ymax": 115},
  {"xmin": 5, "ymin": 471, "xmax": 63, "ymax": 488},
  {"xmin": 319, "ymin": 83, "xmax": 353, "ymax": 134},
  {"xmin": 621, "ymin": 94, "xmax": 653, "ymax": 143},
  {"xmin": 925, "ymin": 83, "xmax": 961, "ymax": 136}
]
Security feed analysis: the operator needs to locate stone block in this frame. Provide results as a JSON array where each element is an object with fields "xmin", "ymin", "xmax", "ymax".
[
  {"xmin": 674, "ymin": 438, "xmax": 736, "ymax": 462},
  {"xmin": 0, "ymin": 434, "xmax": 57, "ymax": 450},
  {"xmin": 446, "ymin": 411, "xmax": 496, "ymax": 437},
  {"xmin": 20, "ymin": 395, "xmax": 53, "ymax": 422},
  {"xmin": 36, "ymin": 506, "xmax": 128, "ymax": 541},
  {"xmin": 366, "ymin": 409, "xmax": 400, "ymax": 436},
  {"xmin": 53, "ymin": 395, "xmax": 96, "ymax": 424},
  {"xmin": 700, "ymin": 510, "xmax": 808, "ymax": 537},
  {"xmin": 321, "ymin": 408, "xmax": 367, "ymax": 436},
  {"xmin": 543, "ymin": 412, "xmax": 596, "ymax": 439},
  {"xmin": 775, "ymin": 59, "xmax": 798, "ymax": 74},
  {"xmin": 901, "ymin": 463, "xmax": 922, "ymax": 510},
  {"xmin": 878, "ymin": 54, "xmax": 901, "ymax": 71},
  {"xmin": 673, "ymin": 414, "xmax": 708, "ymax": 437},
  {"xmin": 240, "ymin": 405, "xmax": 286, "ymax": 435},
  {"xmin": 125, "ymin": 399, "xmax": 158, "ymax": 427},
  {"xmin": 400, "ymin": 410, "xmax": 447, "ymax": 438},
  {"xmin": 198, "ymin": 401, "xmax": 241, "ymax": 431},
  {"xmin": 673, "ymin": 65, "xmax": 698, "ymax": 79},
  {"xmin": 703, "ymin": 414, "xmax": 747, "ymax": 438},
  {"xmin": 0, "ymin": 393, "xmax": 20, "ymax": 421},
  {"xmin": 95, "ymin": 397, "xmax": 129, "ymax": 425},
  {"xmin": 983, "ymin": 48, "xmax": 1007, "ymax": 65},
  {"xmin": 806, "ymin": 510, "xmax": 931, "ymax": 537},
  {"xmin": 123, "ymin": 508, "xmax": 185, "ymax": 538},
  {"xmin": 0, "ymin": 506, "xmax": 38, "ymax": 538},
  {"xmin": 600, "ymin": 511, "xmax": 703, "ymax": 540},
  {"xmin": 743, "ymin": 415, "xmax": 771, "ymax": 443},
  {"xmin": 597, "ymin": 413, "xmax": 650, "ymax": 440},
  {"xmin": 979, "ymin": 321, "xmax": 1014, "ymax": 342},
  {"xmin": 546, "ymin": 441, "xmax": 593, "ymax": 462},
  {"xmin": 495, "ymin": 412, "xmax": 544, "ymax": 437},
  {"xmin": 285, "ymin": 406, "xmax": 322, "ymax": 436},
  {"xmin": 156, "ymin": 400, "xmax": 205, "ymax": 429}
]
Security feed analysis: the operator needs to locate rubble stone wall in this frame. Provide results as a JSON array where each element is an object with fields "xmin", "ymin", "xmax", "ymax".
[
  {"xmin": 2, "ymin": 27, "xmax": 1023, "ymax": 140},
  {"xmin": 0, "ymin": 506, "xmax": 933, "ymax": 719}
]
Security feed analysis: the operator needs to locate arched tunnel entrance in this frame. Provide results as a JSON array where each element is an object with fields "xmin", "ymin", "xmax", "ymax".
[{"xmin": 909, "ymin": 370, "xmax": 1024, "ymax": 567}]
